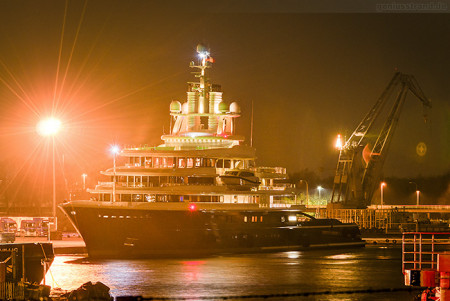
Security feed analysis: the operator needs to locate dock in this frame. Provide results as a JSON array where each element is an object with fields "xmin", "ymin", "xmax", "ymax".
[{"xmin": 14, "ymin": 236, "xmax": 86, "ymax": 255}]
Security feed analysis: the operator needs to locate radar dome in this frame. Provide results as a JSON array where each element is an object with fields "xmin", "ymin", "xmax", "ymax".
[
  {"xmin": 218, "ymin": 101, "xmax": 228, "ymax": 113},
  {"xmin": 181, "ymin": 102, "xmax": 189, "ymax": 114},
  {"xmin": 229, "ymin": 102, "xmax": 241, "ymax": 114},
  {"xmin": 170, "ymin": 100, "xmax": 182, "ymax": 113},
  {"xmin": 197, "ymin": 44, "xmax": 207, "ymax": 53}
]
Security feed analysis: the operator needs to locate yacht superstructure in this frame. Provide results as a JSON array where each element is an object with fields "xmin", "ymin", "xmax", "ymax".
[{"xmin": 60, "ymin": 45, "xmax": 363, "ymax": 258}]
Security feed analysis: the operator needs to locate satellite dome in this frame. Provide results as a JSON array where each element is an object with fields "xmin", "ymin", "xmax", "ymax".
[
  {"xmin": 196, "ymin": 44, "xmax": 207, "ymax": 53},
  {"xmin": 181, "ymin": 102, "xmax": 188, "ymax": 114},
  {"xmin": 229, "ymin": 102, "xmax": 241, "ymax": 114},
  {"xmin": 170, "ymin": 100, "xmax": 182, "ymax": 113},
  {"xmin": 218, "ymin": 101, "xmax": 228, "ymax": 113}
]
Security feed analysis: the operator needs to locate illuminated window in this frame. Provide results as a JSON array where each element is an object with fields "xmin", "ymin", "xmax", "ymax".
[
  {"xmin": 178, "ymin": 158, "xmax": 186, "ymax": 168},
  {"xmin": 260, "ymin": 216, "xmax": 263, "ymax": 222},
  {"xmin": 195, "ymin": 158, "xmax": 202, "ymax": 167},
  {"xmin": 216, "ymin": 159, "xmax": 223, "ymax": 168},
  {"xmin": 187, "ymin": 158, "xmax": 194, "ymax": 168},
  {"xmin": 224, "ymin": 160, "xmax": 231, "ymax": 168},
  {"xmin": 244, "ymin": 216, "xmax": 248, "ymax": 222},
  {"xmin": 154, "ymin": 158, "xmax": 160, "ymax": 168},
  {"xmin": 288, "ymin": 216, "xmax": 297, "ymax": 222}
]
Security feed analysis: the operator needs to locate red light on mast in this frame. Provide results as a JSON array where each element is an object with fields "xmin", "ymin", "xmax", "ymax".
[{"xmin": 188, "ymin": 203, "xmax": 197, "ymax": 212}]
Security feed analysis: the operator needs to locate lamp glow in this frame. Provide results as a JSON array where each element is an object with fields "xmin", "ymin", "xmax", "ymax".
[
  {"xmin": 317, "ymin": 186, "xmax": 323, "ymax": 199},
  {"xmin": 380, "ymin": 182, "xmax": 386, "ymax": 209},
  {"xmin": 36, "ymin": 118, "xmax": 61, "ymax": 136},
  {"xmin": 110, "ymin": 145, "xmax": 120, "ymax": 154},
  {"xmin": 335, "ymin": 134, "xmax": 343, "ymax": 150},
  {"xmin": 36, "ymin": 117, "xmax": 62, "ymax": 236}
]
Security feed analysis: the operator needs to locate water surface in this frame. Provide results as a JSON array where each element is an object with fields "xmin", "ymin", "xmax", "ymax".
[{"xmin": 45, "ymin": 245, "xmax": 418, "ymax": 300}]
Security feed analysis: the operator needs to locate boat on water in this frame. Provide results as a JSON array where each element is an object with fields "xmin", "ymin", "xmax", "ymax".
[{"xmin": 60, "ymin": 45, "xmax": 364, "ymax": 258}]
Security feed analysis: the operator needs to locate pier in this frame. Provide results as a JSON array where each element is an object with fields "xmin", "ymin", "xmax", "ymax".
[
  {"xmin": 314, "ymin": 205, "xmax": 450, "ymax": 234},
  {"xmin": 13, "ymin": 237, "xmax": 86, "ymax": 255}
]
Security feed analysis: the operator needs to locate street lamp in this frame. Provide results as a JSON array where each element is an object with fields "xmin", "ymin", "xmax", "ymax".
[
  {"xmin": 82, "ymin": 173, "xmax": 87, "ymax": 190},
  {"xmin": 335, "ymin": 134, "xmax": 343, "ymax": 150},
  {"xmin": 380, "ymin": 182, "xmax": 386, "ymax": 209},
  {"xmin": 317, "ymin": 186, "xmax": 323, "ymax": 200},
  {"xmin": 36, "ymin": 117, "xmax": 62, "ymax": 233},
  {"xmin": 110, "ymin": 145, "xmax": 120, "ymax": 202},
  {"xmin": 299, "ymin": 180, "xmax": 309, "ymax": 206},
  {"xmin": 409, "ymin": 182, "xmax": 420, "ymax": 206}
]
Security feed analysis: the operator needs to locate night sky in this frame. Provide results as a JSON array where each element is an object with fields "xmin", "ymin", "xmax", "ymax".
[{"xmin": 0, "ymin": 0, "xmax": 448, "ymax": 205}]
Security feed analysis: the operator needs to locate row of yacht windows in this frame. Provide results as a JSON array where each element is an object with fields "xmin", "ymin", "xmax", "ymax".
[
  {"xmin": 95, "ymin": 193, "xmax": 260, "ymax": 204},
  {"xmin": 96, "ymin": 194, "xmax": 221, "ymax": 202},
  {"xmin": 111, "ymin": 175, "xmax": 215, "ymax": 187},
  {"xmin": 128, "ymin": 157, "xmax": 252, "ymax": 169}
]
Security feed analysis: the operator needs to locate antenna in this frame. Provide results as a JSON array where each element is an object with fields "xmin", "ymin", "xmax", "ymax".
[{"xmin": 250, "ymin": 100, "xmax": 254, "ymax": 147}]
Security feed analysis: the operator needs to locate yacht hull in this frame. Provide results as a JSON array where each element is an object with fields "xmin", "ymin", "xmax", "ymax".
[{"xmin": 60, "ymin": 201, "xmax": 364, "ymax": 258}]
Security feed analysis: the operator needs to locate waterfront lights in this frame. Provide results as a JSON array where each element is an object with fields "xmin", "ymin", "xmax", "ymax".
[
  {"xmin": 409, "ymin": 182, "xmax": 420, "ymax": 206},
  {"xmin": 380, "ymin": 182, "xmax": 387, "ymax": 209},
  {"xmin": 317, "ymin": 186, "xmax": 323, "ymax": 200},
  {"xmin": 36, "ymin": 117, "xmax": 62, "ymax": 235},
  {"xmin": 335, "ymin": 134, "xmax": 343, "ymax": 150},
  {"xmin": 36, "ymin": 117, "xmax": 61, "ymax": 137},
  {"xmin": 82, "ymin": 173, "xmax": 87, "ymax": 190}
]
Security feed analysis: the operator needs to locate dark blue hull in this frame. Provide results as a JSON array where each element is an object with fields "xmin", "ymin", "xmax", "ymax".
[{"xmin": 61, "ymin": 202, "xmax": 364, "ymax": 258}]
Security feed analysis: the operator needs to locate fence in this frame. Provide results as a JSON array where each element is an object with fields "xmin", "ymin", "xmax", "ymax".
[
  {"xmin": 0, "ymin": 282, "xmax": 24, "ymax": 300},
  {"xmin": 402, "ymin": 232, "xmax": 450, "ymax": 272},
  {"xmin": 316, "ymin": 208, "xmax": 395, "ymax": 230}
]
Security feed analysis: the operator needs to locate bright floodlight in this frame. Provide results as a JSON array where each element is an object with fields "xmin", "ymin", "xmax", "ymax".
[
  {"xmin": 335, "ymin": 134, "xmax": 343, "ymax": 150},
  {"xmin": 381, "ymin": 182, "xmax": 387, "ymax": 188},
  {"xmin": 36, "ymin": 118, "xmax": 61, "ymax": 136},
  {"xmin": 110, "ymin": 145, "xmax": 120, "ymax": 154}
]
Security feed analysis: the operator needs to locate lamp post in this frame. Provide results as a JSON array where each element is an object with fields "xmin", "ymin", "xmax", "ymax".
[
  {"xmin": 409, "ymin": 182, "xmax": 420, "ymax": 206},
  {"xmin": 36, "ymin": 117, "xmax": 61, "ymax": 233},
  {"xmin": 82, "ymin": 173, "xmax": 87, "ymax": 190},
  {"xmin": 317, "ymin": 186, "xmax": 323, "ymax": 200},
  {"xmin": 380, "ymin": 182, "xmax": 386, "ymax": 209},
  {"xmin": 110, "ymin": 145, "xmax": 120, "ymax": 202},
  {"xmin": 300, "ymin": 180, "xmax": 309, "ymax": 206}
]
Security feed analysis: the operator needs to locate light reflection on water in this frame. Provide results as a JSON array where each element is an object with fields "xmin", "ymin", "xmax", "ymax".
[{"xmin": 45, "ymin": 246, "xmax": 417, "ymax": 300}]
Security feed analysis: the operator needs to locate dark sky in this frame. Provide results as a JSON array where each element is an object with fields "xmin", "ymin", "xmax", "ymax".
[{"xmin": 0, "ymin": 0, "xmax": 448, "ymax": 204}]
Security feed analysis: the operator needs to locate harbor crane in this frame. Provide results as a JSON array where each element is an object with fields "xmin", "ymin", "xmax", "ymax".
[{"xmin": 330, "ymin": 72, "xmax": 432, "ymax": 208}]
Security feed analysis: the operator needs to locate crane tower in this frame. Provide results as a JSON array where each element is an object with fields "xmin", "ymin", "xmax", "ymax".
[{"xmin": 330, "ymin": 72, "xmax": 432, "ymax": 208}]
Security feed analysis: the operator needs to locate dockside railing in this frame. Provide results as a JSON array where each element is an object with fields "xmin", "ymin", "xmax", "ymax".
[
  {"xmin": 0, "ymin": 282, "xmax": 24, "ymax": 300},
  {"xmin": 402, "ymin": 232, "xmax": 450, "ymax": 272},
  {"xmin": 316, "ymin": 208, "xmax": 395, "ymax": 230}
]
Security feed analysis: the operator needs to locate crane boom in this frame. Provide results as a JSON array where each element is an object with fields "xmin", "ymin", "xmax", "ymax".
[{"xmin": 330, "ymin": 72, "xmax": 431, "ymax": 208}]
